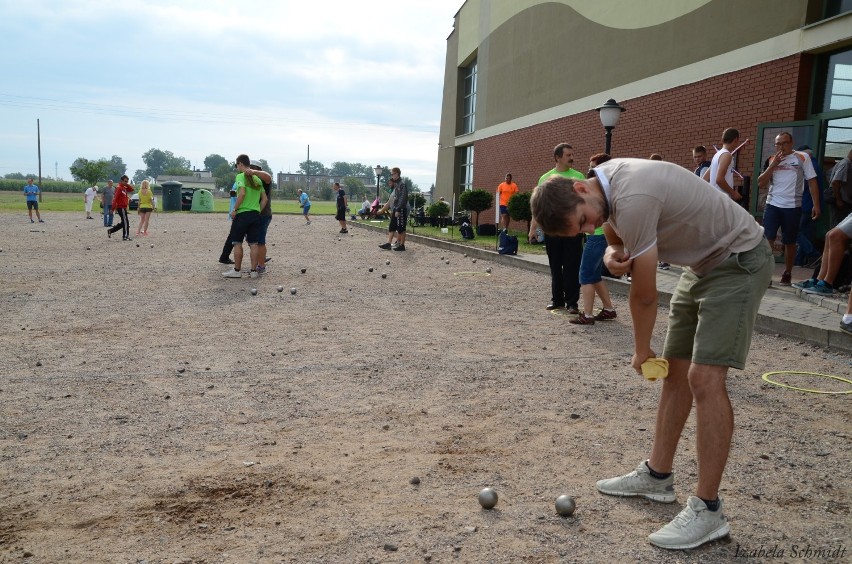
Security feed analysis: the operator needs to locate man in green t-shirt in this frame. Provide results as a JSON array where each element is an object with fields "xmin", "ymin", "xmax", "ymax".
[
  {"xmin": 222, "ymin": 154, "xmax": 268, "ymax": 279},
  {"xmin": 529, "ymin": 143, "xmax": 585, "ymax": 312}
]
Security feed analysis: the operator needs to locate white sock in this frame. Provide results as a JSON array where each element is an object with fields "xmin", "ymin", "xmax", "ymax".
[{"xmin": 843, "ymin": 314, "xmax": 852, "ymax": 324}]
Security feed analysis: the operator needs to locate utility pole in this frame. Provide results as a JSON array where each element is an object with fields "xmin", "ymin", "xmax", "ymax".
[{"xmin": 37, "ymin": 119, "xmax": 42, "ymax": 202}]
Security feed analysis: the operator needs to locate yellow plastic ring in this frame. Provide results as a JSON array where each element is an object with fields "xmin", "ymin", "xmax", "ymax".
[
  {"xmin": 453, "ymin": 272, "xmax": 491, "ymax": 277},
  {"xmin": 761, "ymin": 371, "xmax": 852, "ymax": 394}
]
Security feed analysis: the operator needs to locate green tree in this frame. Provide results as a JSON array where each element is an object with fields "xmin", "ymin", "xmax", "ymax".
[
  {"xmin": 507, "ymin": 191, "xmax": 533, "ymax": 232},
  {"xmin": 343, "ymin": 177, "xmax": 366, "ymax": 199},
  {"xmin": 459, "ymin": 188, "xmax": 494, "ymax": 227},
  {"xmin": 329, "ymin": 161, "xmax": 354, "ymax": 177},
  {"xmin": 213, "ymin": 162, "xmax": 236, "ymax": 191},
  {"xmin": 299, "ymin": 159, "xmax": 326, "ymax": 176},
  {"xmin": 105, "ymin": 155, "xmax": 127, "ymax": 179},
  {"xmin": 165, "ymin": 165, "xmax": 193, "ymax": 176},
  {"xmin": 132, "ymin": 169, "xmax": 147, "ymax": 184},
  {"xmin": 204, "ymin": 154, "xmax": 228, "ymax": 172},
  {"xmin": 141, "ymin": 148, "xmax": 191, "ymax": 180},
  {"xmin": 4, "ymin": 172, "xmax": 26, "ymax": 180},
  {"xmin": 69, "ymin": 158, "xmax": 112, "ymax": 185},
  {"xmin": 318, "ymin": 181, "xmax": 333, "ymax": 201}
]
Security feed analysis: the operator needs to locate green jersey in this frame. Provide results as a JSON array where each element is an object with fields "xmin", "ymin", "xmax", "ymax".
[{"xmin": 235, "ymin": 172, "xmax": 263, "ymax": 214}]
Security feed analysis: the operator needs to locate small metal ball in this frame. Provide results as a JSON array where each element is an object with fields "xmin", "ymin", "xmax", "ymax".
[
  {"xmin": 486, "ymin": 267, "xmax": 492, "ymax": 273},
  {"xmin": 381, "ymin": 273, "xmax": 387, "ymax": 279},
  {"xmin": 301, "ymin": 268, "xmax": 307, "ymax": 274},
  {"xmin": 555, "ymin": 495, "xmax": 576, "ymax": 516},
  {"xmin": 386, "ymin": 260, "xmax": 390, "ymax": 265},
  {"xmin": 276, "ymin": 286, "xmax": 284, "ymax": 292},
  {"xmin": 478, "ymin": 487, "xmax": 498, "ymax": 509},
  {"xmin": 250, "ymin": 288, "xmax": 258, "ymax": 295},
  {"xmin": 290, "ymin": 288, "xmax": 297, "ymax": 295},
  {"xmin": 369, "ymin": 267, "xmax": 374, "ymax": 272}
]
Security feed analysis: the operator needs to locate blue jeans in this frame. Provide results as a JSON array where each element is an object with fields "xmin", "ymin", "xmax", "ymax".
[
  {"xmin": 103, "ymin": 210, "xmax": 114, "ymax": 226},
  {"xmin": 795, "ymin": 213, "xmax": 817, "ymax": 265}
]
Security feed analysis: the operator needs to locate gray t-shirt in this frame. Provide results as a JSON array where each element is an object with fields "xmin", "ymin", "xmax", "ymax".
[
  {"xmin": 101, "ymin": 185, "xmax": 115, "ymax": 207},
  {"xmin": 829, "ymin": 157, "xmax": 852, "ymax": 204},
  {"xmin": 594, "ymin": 158, "xmax": 765, "ymax": 277}
]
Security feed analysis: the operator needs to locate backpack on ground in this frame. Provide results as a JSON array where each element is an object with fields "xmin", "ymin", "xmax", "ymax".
[
  {"xmin": 498, "ymin": 230, "xmax": 518, "ymax": 255},
  {"xmin": 460, "ymin": 222, "xmax": 475, "ymax": 239}
]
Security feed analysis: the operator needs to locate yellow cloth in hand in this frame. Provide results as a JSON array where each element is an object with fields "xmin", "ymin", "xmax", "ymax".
[{"xmin": 641, "ymin": 358, "xmax": 669, "ymax": 381}]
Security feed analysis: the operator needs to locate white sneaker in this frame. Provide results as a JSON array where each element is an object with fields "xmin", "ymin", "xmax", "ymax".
[
  {"xmin": 222, "ymin": 268, "xmax": 242, "ymax": 278},
  {"xmin": 250, "ymin": 270, "xmax": 259, "ymax": 279},
  {"xmin": 648, "ymin": 496, "xmax": 730, "ymax": 550},
  {"xmin": 596, "ymin": 460, "xmax": 676, "ymax": 502}
]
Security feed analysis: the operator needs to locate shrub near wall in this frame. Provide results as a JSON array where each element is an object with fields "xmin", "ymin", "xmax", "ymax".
[{"xmin": 0, "ymin": 179, "xmax": 89, "ymax": 193}]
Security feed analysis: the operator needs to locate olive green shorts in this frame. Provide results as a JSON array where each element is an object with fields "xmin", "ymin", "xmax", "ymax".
[{"xmin": 663, "ymin": 240, "xmax": 773, "ymax": 370}]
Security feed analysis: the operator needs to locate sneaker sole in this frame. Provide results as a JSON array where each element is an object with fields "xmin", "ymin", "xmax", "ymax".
[
  {"xmin": 596, "ymin": 484, "xmax": 676, "ymax": 503},
  {"xmin": 648, "ymin": 521, "xmax": 730, "ymax": 550}
]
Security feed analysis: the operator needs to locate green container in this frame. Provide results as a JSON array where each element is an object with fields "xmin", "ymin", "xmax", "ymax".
[{"xmin": 191, "ymin": 189, "xmax": 215, "ymax": 212}]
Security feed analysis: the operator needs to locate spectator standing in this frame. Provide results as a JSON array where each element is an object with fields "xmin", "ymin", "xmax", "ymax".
[
  {"xmin": 692, "ymin": 146, "xmax": 712, "ymax": 178},
  {"xmin": 101, "ymin": 180, "xmax": 115, "ymax": 227},
  {"xmin": 497, "ymin": 173, "xmax": 519, "ymax": 231},
  {"xmin": 570, "ymin": 153, "xmax": 617, "ymax": 325},
  {"xmin": 221, "ymin": 154, "xmax": 267, "ymax": 279},
  {"xmin": 794, "ymin": 146, "xmax": 824, "ymax": 266},
  {"xmin": 108, "ymin": 175, "xmax": 134, "ymax": 240},
  {"xmin": 530, "ymin": 143, "xmax": 586, "ymax": 312},
  {"xmin": 135, "ymin": 180, "xmax": 155, "ymax": 236},
  {"xmin": 84, "ymin": 184, "xmax": 97, "ymax": 220},
  {"xmin": 334, "ymin": 182, "xmax": 348, "ymax": 234},
  {"xmin": 24, "ymin": 178, "xmax": 43, "ymax": 223},
  {"xmin": 245, "ymin": 160, "xmax": 273, "ymax": 275},
  {"xmin": 531, "ymin": 158, "xmax": 773, "ymax": 550},
  {"xmin": 757, "ymin": 132, "xmax": 820, "ymax": 286},
  {"xmin": 707, "ymin": 128, "xmax": 743, "ymax": 202}
]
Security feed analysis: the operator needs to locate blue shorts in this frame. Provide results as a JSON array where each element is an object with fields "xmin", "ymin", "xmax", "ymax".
[
  {"xmin": 302, "ymin": 204, "xmax": 311, "ymax": 216},
  {"xmin": 763, "ymin": 204, "xmax": 801, "ymax": 244},
  {"xmin": 499, "ymin": 205, "xmax": 509, "ymax": 216},
  {"xmin": 257, "ymin": 214, "xmax": 272, "ymax": 245},
  {"xmin": 579, "ymin": 233, "xmax": 607, "ymax": 285}
]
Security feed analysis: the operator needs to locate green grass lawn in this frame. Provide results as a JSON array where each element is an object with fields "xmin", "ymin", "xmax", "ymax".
[{"xmin": 0, "ymin": 191, "xmax": 338, "ymax": 215}]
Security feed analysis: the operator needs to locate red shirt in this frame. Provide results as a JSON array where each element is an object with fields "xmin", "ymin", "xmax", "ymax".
[{"xmin": 112, "ymin": 183, "xmax": 134, "ymax": 210}]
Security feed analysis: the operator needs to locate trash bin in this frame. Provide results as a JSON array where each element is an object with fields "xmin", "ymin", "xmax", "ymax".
[
  {"xmin": 191, "ymin": 189, "xmax": 214, "ymax": 212},
  {"xmin": 161, "ymin": 181, "xmax": 183, "ymax": 211}
]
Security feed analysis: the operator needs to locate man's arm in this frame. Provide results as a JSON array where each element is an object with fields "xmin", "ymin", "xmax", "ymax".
[
  {"xmin": 602, "ymin": 224, "xmax": 631, "ymax": 276},
  {"xmin": 831, "ymin": 180, "xmax": 845, "ymax": 208},
  {"xmin": 259, "ymin": 188, "xmax": 268, "ymax": 212},
  {"xmin": 758, "ymin": 153, "xmax": 782, "ymax": 189},
  {"xmin": 808, "ymin": 177, "xmax": 821, "ymax": 219},
  {"xmin": 231, "ymin": 187, "xmax": 246, "ymax": 218},
  {"xmin": 627, "ymin": 248, "xmax": 659, "ymax": 373}
]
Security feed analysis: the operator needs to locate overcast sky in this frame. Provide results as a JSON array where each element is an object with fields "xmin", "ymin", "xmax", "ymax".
[{"xmin": 1, "ymin": 0, "xmax": 463, "ymax": 191}]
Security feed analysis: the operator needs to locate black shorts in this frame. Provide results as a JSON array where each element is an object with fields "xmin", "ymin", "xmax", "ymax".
[
  {"xmin": 388, "ymin": 209, "xmax": 408, "ymax": 233},
  {"xmin": 27, "ymin": 201, "xmax": 38, "ymax": 210},
  {"xmin": 335, "ymin": 208, "xmax": 346, "ymax": 221},
  {"xmin": 228, "ymin": 210, "xmax": 262, "ymax": 245}
]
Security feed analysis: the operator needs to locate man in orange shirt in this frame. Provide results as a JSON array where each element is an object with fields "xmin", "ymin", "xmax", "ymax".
[{"xmin": 497, "ymin": 173, "xmax": 519, "ymax": 230}]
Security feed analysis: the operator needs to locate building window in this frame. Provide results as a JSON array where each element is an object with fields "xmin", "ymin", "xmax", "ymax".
[
  {"xmin": 825, "ymin": 0, "xmax": 852, "ymax": 17},
  {"xmin": 459, "ymin": 145, "xmax": 474, "ymax": 192},
  {"xmin": 462, "ymin": 60, "xmax": 477, "ymax": 134},
  {"xmin": 814, "ymin": 47, "xmax": 852, "ymax": 113}
]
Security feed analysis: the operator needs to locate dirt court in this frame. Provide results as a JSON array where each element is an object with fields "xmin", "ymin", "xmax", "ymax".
[{"xmin": 0, "ymin": 211, "xmax": 850, "ymax": 563}]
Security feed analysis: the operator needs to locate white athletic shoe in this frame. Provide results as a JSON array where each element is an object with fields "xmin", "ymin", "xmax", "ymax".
[
  {"xmin": 596, "ymin": 460, "xmax": 676, "ymax": 502},
  {"xmin": 648, "ymin": 496, "xmax": 730, "ymax": 550},
  {"xmin": 222, "ymin": 268, "xmax": 242, "ymax": 278}
]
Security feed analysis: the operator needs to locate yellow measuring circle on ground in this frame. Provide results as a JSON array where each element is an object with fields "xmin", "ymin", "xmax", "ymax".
[
  {"xmin": 453, "ymin": 271, "xmax": 491, "ymax": 277},
  {"xmin": 761, "ymin": 371, "xmax": 852, "ymax": 394}
]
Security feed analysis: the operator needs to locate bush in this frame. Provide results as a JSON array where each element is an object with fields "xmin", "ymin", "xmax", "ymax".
[
  {"xmin": 426, "ymin": 201, "xmax": 450, "ymax": 218},
  {"xmin": 0, "ymin": 179, "xmax": 89, "ymax": 193},
  {"xmin": 459, "ymin": 189, "xmax": 493, "ymax": 226},
  {"xmin": 507, "ymin": 191, "xmax": 533, "ymax": 232}
]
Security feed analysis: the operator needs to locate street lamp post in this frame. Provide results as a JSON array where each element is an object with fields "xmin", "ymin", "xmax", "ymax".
[
  {"xmin": 595, "ymin": 98, "xmax": 626, "ymax": 155},
  {"xmin": 373, "ymin": 165, "xmax": 384, "ymax": 202}
]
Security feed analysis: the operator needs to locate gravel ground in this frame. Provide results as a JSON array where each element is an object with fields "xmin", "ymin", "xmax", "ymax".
[{"xmin": 0, "ymin": 212, "xmax": 850, "ymax": 563}]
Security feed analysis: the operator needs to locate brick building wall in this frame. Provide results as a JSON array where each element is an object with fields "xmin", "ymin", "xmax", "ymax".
[{"xmin": 473, "ymin": 55, "xmax": 811, "ymax": 231}]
